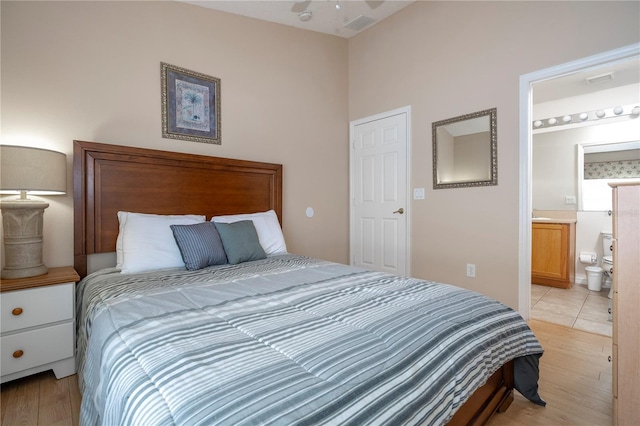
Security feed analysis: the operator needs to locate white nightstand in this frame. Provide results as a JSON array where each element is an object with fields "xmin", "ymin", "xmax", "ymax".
[{"xmin": 1, "ymin": 266, "xmax": 80, "ymax": 383}]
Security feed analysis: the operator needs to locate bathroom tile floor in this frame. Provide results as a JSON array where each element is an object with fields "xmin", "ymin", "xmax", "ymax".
[{"xmin": 531, "ymin": 283, "xmax": 612, "ymax": 337}]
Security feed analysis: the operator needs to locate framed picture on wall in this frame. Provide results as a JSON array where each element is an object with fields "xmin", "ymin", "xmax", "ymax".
[{"xmin": 161, "ymin": 62, "xmax": 221, "ymax": 144}]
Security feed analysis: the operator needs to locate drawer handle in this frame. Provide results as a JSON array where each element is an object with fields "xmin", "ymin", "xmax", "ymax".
[
  {"xmin": 12, "ymin": 307, "xmax": 23, "ymax": 316},
  {"xmin": 13, "ymin": 350, "xmax": 24, "ymax": 359}
]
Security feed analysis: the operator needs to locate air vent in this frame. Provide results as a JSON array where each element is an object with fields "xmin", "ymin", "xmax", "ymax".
[
  {"xmin": 344, "ymin": 15, "xmax": 376, "ymax": 31},
  {"xmin": 585, "ymin": 72, "xmax": 614, "ymax": 85}
]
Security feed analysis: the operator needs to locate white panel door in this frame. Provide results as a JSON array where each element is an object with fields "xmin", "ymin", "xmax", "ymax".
[{"xmin": 351, "ymin": 108, "xmax": 409, "ymax": 276}]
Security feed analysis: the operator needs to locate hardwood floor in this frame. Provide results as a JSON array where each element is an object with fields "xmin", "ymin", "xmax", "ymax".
[
  {"xmin": 0, "ymin": 319, "xmax": 611, "ymax": 426},
  {"xmin": 1, "ymin": 371, "xmax": 80, "ymax": 426},
  {"xmin": 489, "ymin": 319, "xmax": 613, "ymax": 426}
]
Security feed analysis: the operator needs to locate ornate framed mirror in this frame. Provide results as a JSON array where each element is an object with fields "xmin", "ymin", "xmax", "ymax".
[{"xmin": 432, "ymin": 108, "xmax": 497, "ymax": 189}]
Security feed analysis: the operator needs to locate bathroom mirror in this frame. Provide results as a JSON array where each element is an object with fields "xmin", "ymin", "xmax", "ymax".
[
  {"xmin": 432, "ymin": 108, "xmax": 497, "ymax": 189},
  {"xmin": 578, "ymin": 140, "xmax": 640, "ymax": 211}
]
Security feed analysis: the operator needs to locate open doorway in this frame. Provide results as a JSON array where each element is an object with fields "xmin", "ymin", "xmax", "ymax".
[
  {"xmin": 518, "ymin": 43, "xmax": 640, "ymax": 322},
  {"xmin": 529, "ymin": 59, "xmax": 639, "ymax": 336}
]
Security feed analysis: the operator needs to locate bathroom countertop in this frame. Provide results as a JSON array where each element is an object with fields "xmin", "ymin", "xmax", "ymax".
[{"xmin": 532, "ymin": 218, "xmax": 577, "ymax": 224}]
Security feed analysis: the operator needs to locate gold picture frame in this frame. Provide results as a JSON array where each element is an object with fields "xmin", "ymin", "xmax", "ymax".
[{"xmin": 161, "ymin": 62, "xmax": 221, "ymax": 145}]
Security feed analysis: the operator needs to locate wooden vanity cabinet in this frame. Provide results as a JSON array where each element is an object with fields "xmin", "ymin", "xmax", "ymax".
[{"xmin": 531, "ymin": 221, "xmax": 575, "ymax": 288}]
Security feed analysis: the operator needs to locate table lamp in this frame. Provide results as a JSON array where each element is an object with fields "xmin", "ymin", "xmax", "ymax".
[{"xmin": 0, "ymin": 145, "xmax": 67, "ymax": 279}]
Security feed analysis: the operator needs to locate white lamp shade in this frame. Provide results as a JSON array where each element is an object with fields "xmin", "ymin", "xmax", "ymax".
[{"xmin": 1, "ymin": 145, "xmax": 67, "ymax": 195}]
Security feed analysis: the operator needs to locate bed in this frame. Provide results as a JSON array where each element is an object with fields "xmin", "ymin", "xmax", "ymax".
[{"xmin": 73, "ymin": 140, "xmax": 544, "ymax": 425}]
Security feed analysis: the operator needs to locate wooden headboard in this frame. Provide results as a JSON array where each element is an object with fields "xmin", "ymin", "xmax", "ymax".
[{"xmin": 73, "ymin": 140, "xmax": 283, "ymax": 277}]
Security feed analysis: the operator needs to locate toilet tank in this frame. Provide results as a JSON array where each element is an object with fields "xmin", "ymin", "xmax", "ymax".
[{"xmin": 601, "ymin": 232, "xmax": 613, "ymax": 256}]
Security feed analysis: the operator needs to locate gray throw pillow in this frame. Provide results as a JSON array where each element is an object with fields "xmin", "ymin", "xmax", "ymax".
[
  {"xmin": 213, "ymin": 220, "xmax": 267, "ymax": 264},
  {"xmin": 170, "ymin": 222, "xmax": 227, "ymax": 270}
]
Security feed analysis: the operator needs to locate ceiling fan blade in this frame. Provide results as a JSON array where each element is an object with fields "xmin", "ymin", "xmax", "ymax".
[
  {"xmin": 291, "ymin": 0, "xmax": 312, "ymax": 13},
  {"xmin": 365, "ymin": 0, "xmax": 384, "ymax": 9}
]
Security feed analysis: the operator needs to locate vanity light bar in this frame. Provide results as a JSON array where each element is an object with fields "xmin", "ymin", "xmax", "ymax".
[{"xmin": 532, "ymin": 103, "xmax": 640, "ymax": 130}]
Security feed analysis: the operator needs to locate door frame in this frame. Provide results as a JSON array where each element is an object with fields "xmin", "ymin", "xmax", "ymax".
[
  {"xmin": 518, "ymin": 43, "xmax": 639, "ymax": 318},
  {"xmin": 349, "ymin": 105, "xmax": 412, "ymax": 276}
]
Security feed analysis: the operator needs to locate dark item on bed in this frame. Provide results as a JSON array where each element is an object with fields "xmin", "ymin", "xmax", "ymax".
[
  {"xmin": 73, "ymin": 140, "xmax": 282, "ymax": 278},
  {"xmin": 213, "ymin": 220, "xmax": 267, "ymax": 264},
  {"xmin": 73, "ymin": 140, "xmax": 541, "ymax": 425},
  {"xmin": 170, "ymin": 222, "xmax": 228, "ymax": 270}
]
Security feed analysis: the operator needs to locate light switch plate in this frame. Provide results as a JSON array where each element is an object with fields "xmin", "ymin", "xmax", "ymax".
[
  {"xmin": 413, "ymin": 188, "xmax": 425, "ymax": 200},
  {"xmin": 466, "ymin": 263, "xmax": 476, "ymax": 278}
]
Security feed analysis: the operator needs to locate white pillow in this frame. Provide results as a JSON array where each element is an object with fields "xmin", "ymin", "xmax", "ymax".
[
  {"xmin": 116, "ymin": 212, "xmax": 205, "ymax": 274},
  {"xmin": 211, "ymin": 210, "xmax": 287, "ymax": 255}
]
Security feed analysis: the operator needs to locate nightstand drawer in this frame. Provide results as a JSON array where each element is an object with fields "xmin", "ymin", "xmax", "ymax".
[
  {"xmin": 1, "ymin": 322, "xmax": 74, "ymax": 376},
  {"xmin": 1, "ymin": 283, "xmax": 73, "ymax": 333}
]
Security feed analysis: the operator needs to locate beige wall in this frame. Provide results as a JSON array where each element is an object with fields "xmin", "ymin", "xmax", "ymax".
[
  {"xmin": 348, "ymin": 1, "xmax": 639, "ymax": 308},
  {"xmin": 533, "ymin": 120, "xmax": 638, "ymax": 211},
  {"xmin": 2, "ymin": 1, "xmax": 639, "ymax": 310},
  {"xmin": 1, "ymin": 1, "xmax": 349, "ymax": 267}
]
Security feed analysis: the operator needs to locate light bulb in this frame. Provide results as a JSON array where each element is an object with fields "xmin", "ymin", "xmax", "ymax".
[
  {"xmin": 596, "ymin": 110, "xmax": 606, "ymax": 118},
  {"xmin": 548, "ymin": 118, "xmax": 557, "ymax": 125},
  {"xmin": 533, "ymin": 120, "xmax": 543, "ymax": 128},
  {"xmin": 613, "ymin": 106, "xmax": 623, "ymax": 115},
  {"xmin": 579, "ymin": 112, "xmax": 589, "ymax": 121},
  {"xmin": 632, "ymin": 106, "xmax": 640, "ymax": 116},
  {"xmin": 562, "ymin": 115, "xmax": 572, "ymax": 123}
]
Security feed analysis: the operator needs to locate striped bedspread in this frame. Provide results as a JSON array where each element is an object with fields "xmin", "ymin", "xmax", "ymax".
[{"xmin": 76, "ymin": 254, "xmax": 543, "ymax": 426}]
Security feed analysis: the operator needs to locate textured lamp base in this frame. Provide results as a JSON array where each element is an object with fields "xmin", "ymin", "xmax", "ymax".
[{"xmin": 1, "ymin": 200, "xmax": 49, "ymax": 279}]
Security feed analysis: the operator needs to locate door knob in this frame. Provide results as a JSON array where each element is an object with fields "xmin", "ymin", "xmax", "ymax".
[{"xmin": 393, "ymin": 208, "xmax": 404, "ymax": 214}]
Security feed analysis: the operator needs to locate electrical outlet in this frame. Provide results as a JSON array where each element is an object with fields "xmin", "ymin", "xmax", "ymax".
[
  {"xmin": 565, "ymin": 195, "xmax": 576, "ymax": 205},
  {"xmin": 466, "ymin": 264, "xmax": 476, "ymax": 278}
]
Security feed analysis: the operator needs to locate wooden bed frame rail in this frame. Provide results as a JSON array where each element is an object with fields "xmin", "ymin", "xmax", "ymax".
[{"xmin": 447, "ymin": 360, "xmax": 514, "ymax": 425}]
